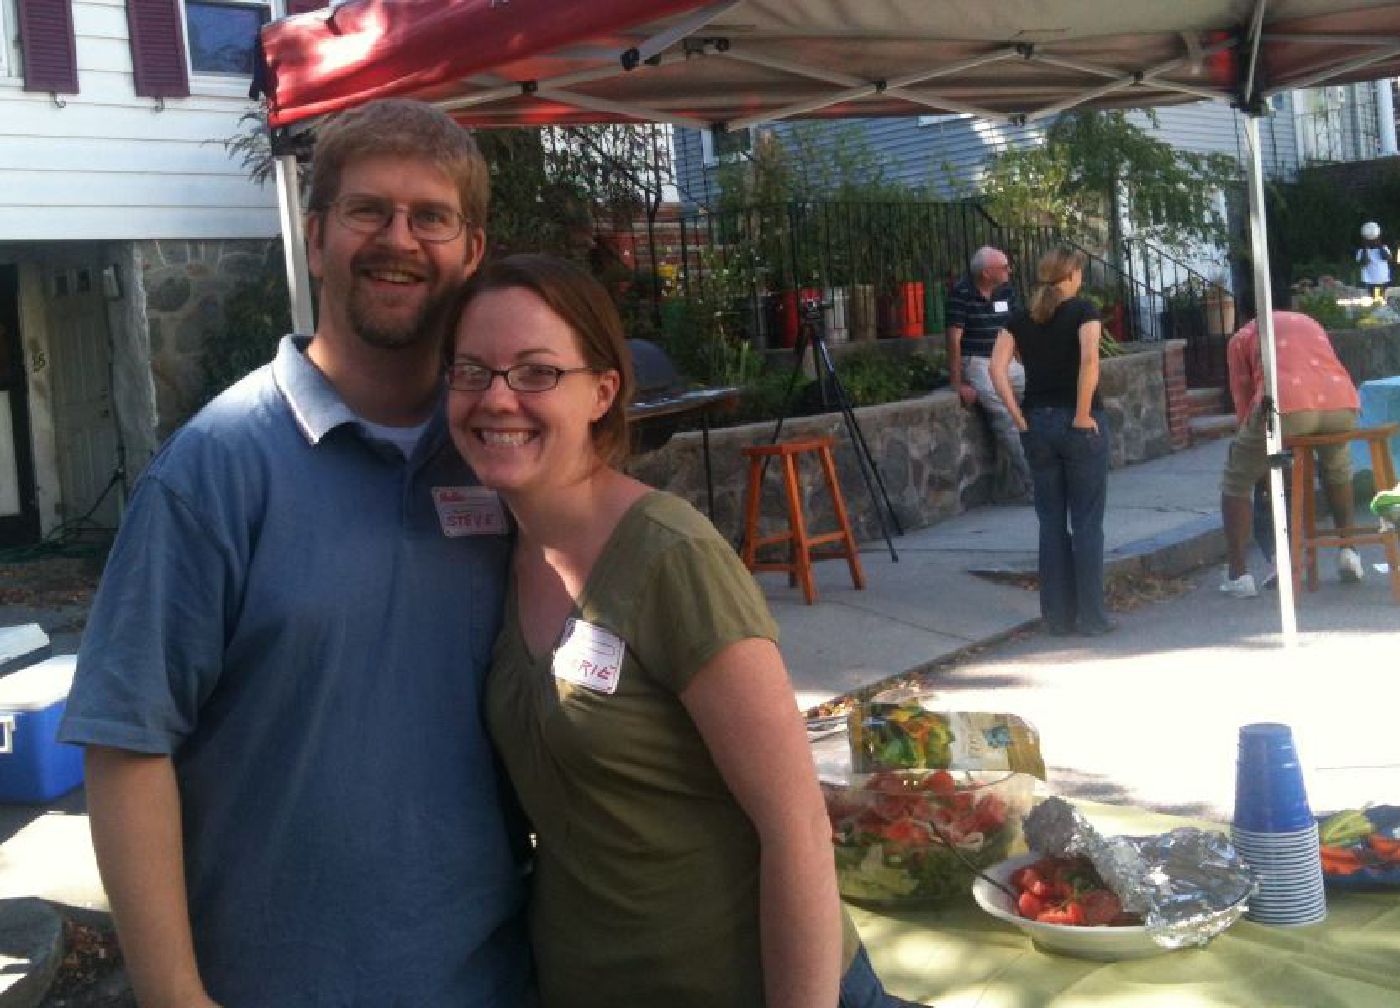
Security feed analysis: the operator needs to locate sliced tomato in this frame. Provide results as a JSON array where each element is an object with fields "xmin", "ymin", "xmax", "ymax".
[
  {"xmin": 872, "ymin": 794, "xmax": 915, "ymax": 821},
  {"xmin": 972, "ymin": 794, "xmax": 1009, "ymax": 833},
  {"xmin": 867, "ymin": 771, "xmax": 912, "ymax": 794},
  {"xmin": 881, "ymin": 817, "xmax": 931, "ymax": 848},
  {"xmin": 1036, "ymin": 902, "xmax": 1086, "ymax": 926},
  {"xmin": 920, "ymin": 770, "xmax": 957, "ymax": 797},
  {"xmin": 1009, "ymin": 866, "xmax": 1043, "ymax": 892},
  {"xmin": 1016, "ymin": 892, "xmax": 1045, "ymax": 920}
]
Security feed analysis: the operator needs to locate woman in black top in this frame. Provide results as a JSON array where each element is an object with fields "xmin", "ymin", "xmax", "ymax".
[{"xmin": 990, "ymin": 247, "xmax": 1112, "ymax": 636}]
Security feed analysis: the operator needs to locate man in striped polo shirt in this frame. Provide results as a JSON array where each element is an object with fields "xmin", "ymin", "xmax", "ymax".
[{"xmin": 946, "ymin": 246, "xmax": 1031, "ymax": 496}]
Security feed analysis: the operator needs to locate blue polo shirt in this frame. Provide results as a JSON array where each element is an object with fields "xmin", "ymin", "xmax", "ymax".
[
  {"xmin": 946, "ymin": 276, "xmax": 1017, "ymax": 358},
  {"xmin": 61, "ymin": 337, "xmax": 529, "ymax": 1006}
]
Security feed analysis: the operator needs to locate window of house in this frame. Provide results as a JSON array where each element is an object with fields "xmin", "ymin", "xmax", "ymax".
[
  {"xmin": 917, "ymin": 114, "xmax": 970, "ymax": 126},
  {"xmin": 700, "ymin": 126, "xmax": 753, "ymax": 166},
  {"xmin": 185, "ymin": 0, "xmax": 270, "ymax": 76},
  {"xmin": 0, "ymin": 0, "xmax": 19, "ymax": 80}
]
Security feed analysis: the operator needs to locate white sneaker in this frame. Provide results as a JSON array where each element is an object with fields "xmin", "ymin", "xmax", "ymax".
[
  {"xmin": 1219, "ymin": 572, "xmax": 1259, "ymax": 598},
  {"xmin": 1258, "ymin": 562, "xmax": 1279, "ymax": 591},
  {"xmin": 1338, "ymin": 547, "xmax": 1365, "ymax": 583}
]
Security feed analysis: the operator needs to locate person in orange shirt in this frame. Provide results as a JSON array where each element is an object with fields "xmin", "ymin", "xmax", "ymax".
[{"xmin": 1219, "ymin": 311, "xmax": 1362, "ymax": 597}]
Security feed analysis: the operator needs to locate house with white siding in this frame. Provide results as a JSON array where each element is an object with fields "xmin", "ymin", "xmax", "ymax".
[
  {"xmin": 0, "ymin": 0, "xmax": 312, "ymax": 547},
  {"xmin": 675, "ymin": 97, "xmax": 1311, "ymax": 206},
  {"xmin": 672, "ymin": 85, "xmax": 1393, "ymax": 282}
]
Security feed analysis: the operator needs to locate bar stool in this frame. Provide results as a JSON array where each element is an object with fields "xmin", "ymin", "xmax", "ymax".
[
  {"xmin": 739, "ymin": 436, "xmax": 865, "ymax": 605},
  {"xmin": 1283, "ymin": 423, "xmax": 1400, "ymax": 603}
]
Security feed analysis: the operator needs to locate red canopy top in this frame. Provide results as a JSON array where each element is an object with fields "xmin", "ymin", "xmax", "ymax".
[{"xmin": 259, "ymin": 0, "xmax": 1400, "ymax": 130}]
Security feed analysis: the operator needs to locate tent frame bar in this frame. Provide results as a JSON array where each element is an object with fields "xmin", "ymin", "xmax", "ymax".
[
  {"xmin": 1243, "ymin": 113, "xmax": 1298, "ymax": 644},
  {"xmin": 274, "ymin": 153, "xmax": 314, "ymax": 336},
  {"xmin": 726, "ymin": 48, "xmax": 1020, "ymax": 130},
  {"xmin": 1267, "ymin": 42, "xmax": 1400, "ymax": 94}
]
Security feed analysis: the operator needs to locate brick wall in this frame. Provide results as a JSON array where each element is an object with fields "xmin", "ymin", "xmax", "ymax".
[{"xmin": 1162, "ymin": 338, "xmax": 1191, "ymax": 450}]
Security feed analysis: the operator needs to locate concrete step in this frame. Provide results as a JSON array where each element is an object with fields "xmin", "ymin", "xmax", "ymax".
[
  {"xmin": 1186, "ymin": 387, "xmax": 1230, "ymax": 419},
  {"xmin": 1189, "ymin": 413, "xmax": 1238, "ymax": 443},
  {"xmin": 0, "ymin": 898, "xmax": 63, "ymax": 1008}
]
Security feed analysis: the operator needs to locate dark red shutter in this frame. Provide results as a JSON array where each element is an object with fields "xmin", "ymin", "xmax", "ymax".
[
  {"xmin": 126, "ymin": 0, "xmax": 190, "ymax": 98},
  {"xmin": 285, "ymin": 1, "xmax": 322, "ymax": 14},
  {"xmin": 16, "ymin": 0, "xmax": 79, "ymax": 94}
]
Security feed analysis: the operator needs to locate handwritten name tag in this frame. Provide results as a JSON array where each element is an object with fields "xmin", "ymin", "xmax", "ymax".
[
  {"xmin": 432, "ymin": 486, "xmax": 508, "ymax": 537},
  {"xmin": 553, "ymin": 618, "xmax": 625, "ymax": 695}
]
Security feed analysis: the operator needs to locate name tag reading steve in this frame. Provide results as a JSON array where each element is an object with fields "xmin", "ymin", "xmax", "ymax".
[
  {"xmin": 553, "ymin": 618, "xmax": 625, "ymax": 695},
  {"xmin": 993, "ymin": 300, "xmax": 1010, "ymax": 314},
  {"xmin": 432, "ymin": 486, "xmax": 507, "ymax": 537}
]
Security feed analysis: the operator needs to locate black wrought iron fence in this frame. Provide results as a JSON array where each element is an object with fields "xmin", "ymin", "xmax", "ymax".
[
  {"xmin": 1122, "ymin": 239, "xmax": 1238, "ymax": 387},
  {"xmin": 594, "ymin": 199, "xmax": 1215, "ymax": 382}
]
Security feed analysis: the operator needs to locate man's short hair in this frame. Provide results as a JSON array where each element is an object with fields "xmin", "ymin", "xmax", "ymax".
[
  {"xmin": 307, "ymin": 99, "xmax": 489, "ymax": 229},
  {"xmin": 970, "ymin": 246, "xmax": 1003, "ymax": 276}
]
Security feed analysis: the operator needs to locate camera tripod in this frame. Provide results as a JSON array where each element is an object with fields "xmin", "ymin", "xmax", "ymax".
[{"xmin": 765, "ymin": 296, "xmax": 902, "ymax": 562}]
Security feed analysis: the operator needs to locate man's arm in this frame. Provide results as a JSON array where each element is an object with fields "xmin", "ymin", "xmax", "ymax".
[
  {"xmin": 85, "ymin": 746, "xmax": 220, "ymax": 1008},
  {"xmin": 1226, "ymin": 330, "xmax": 1258, "ymax": 424},
  {"xmin": 945, "ymin": 324, "xmax": 976, "ymax": 406}
]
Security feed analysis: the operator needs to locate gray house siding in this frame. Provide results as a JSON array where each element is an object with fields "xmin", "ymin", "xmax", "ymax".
[{"xmin": 672, "ymin": 97, "xmax": 1300, "ymax": 211}]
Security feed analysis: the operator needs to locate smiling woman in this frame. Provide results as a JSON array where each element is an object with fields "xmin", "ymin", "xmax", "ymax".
[{"xmin": 446, "ymin": 253, "xmax": 915, "ymax": 1008}]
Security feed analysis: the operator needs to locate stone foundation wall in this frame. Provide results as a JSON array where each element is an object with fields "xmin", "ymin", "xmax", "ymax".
[
  {"xmin": 628, "ymin": 344, "xmax": 1172, "ymax": 543},
  {"xmin": 1328, "ymin": 324, "xmax": 1400, "ymax": 387},
  {"xmin": 136, "ymin": 238, "xmax": 284, "ymax": 436}
]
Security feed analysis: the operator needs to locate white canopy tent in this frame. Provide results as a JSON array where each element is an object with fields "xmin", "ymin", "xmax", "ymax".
[{"xmin": 257, "ymin": 0, "xmax": 1400, "ymax": 641}]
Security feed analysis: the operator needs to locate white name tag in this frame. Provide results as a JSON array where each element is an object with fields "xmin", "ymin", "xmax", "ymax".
[
  {"xmin": 993, "ymin": 300, "xmax": 1010, "ymax": 314},
  {"xmin": 552, "ymin": 618, "xmax": 625, "ymax": 695},
  {"xmin": 432, "ymin": 486, "xmax": 507, "ymax": 537}
]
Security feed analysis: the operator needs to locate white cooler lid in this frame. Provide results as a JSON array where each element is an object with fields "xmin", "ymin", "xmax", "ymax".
[
  {"xmin": 0, "ymin": 624, "xmax": 50, "ymax": 666},
  {"xmin": 0, "ymin": 655, "xmax": 76, "ymax": 711}
]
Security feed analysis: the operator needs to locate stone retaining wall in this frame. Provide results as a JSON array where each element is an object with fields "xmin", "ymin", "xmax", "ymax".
[
  {"xmin": 137, "ymin": 238, "xmax": 284, "ymax": 437},
  {"xmin": 628, "ymin": 343, "xmax": 1171, "ymax": 543},
  {"xmin": 1329, "ymin": 324, "xmax": 1400, "ymax": 387}
]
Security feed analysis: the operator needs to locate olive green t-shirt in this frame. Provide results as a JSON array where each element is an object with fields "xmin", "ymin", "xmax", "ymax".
[{"xmin": 485, "ymin": 491, "xmax": 857, "ymax": 1007}]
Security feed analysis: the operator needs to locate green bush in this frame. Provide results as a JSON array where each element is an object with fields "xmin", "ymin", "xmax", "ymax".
[
  {"xmin": 1293, "ymin": 290, "xmax": 1350, "ymax": 330},
  {"xmin": 201, "ymin": 245, "xmax": 291, "ymax": 408}
]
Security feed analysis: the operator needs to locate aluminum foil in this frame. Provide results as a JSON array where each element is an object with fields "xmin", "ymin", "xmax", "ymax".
[{"xmin": 1023, "ymin": 797, "xmax": 1255, "ymax": 948}]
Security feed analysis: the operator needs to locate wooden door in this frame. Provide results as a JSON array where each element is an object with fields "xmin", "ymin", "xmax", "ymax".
[{"xmin": 44, "ymin": 264, "xmax": 122, "ymax": 534}]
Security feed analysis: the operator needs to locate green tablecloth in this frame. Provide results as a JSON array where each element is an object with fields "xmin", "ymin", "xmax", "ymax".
[{"xmin": 853, "ymin": 801, "xmax": 1400, "ymax": 1007}]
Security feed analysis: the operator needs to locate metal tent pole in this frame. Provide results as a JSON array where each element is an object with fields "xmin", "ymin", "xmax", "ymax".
[
  {"xmin": 275, "ymin": 153, "xmax": 315, "ymax": 336},
  {"xmin": 1244, "ymin": 114, "xmax": 1298, "ymax": 645}
]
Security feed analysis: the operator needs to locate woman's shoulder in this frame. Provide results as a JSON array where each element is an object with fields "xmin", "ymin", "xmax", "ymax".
[
  {"xmin": 1065, "ymin": 296, "xmax": 1101, "ymax": 320},
  {"xmin": 628, "ymin": 490, "xmax": 725, "ymax": 545},
  {"xmin": 608, "ymin": 490, "xmax": 729, "ymax": 564}
]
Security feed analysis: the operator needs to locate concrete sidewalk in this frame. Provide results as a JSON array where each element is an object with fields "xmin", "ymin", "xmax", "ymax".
[{"xmin": 767, "ymin": 438, "xmax": 1230, "ymax": 709}]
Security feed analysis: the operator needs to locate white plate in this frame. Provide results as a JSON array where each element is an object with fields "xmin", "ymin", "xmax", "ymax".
[
  {"xmin": 973, "ymin": 853, "xmax": 1250, "ymax": 961},
  {"xmin": 972, "ymin": 854, "xmax": 1171, "ymax": 961}
]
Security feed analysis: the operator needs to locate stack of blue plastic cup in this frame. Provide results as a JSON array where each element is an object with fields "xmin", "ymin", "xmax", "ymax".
[{"xmin": 1231, "ymin": 722, "xmax": 1326, "ymax": 926}]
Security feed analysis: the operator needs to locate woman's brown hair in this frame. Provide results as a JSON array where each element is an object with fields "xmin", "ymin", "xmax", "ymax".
[
  {"xmin": 450, "ymin": 254, "xmax": 635, "ymax": 465},
  {"xmin": 1028, "ymin": 247, "xmax": 1087, "ymax": 325}
]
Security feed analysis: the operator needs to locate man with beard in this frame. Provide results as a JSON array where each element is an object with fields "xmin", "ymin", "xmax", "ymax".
[{"xmin": 60, "ymin": 101, "xmax": 531, "ymax": 1006}]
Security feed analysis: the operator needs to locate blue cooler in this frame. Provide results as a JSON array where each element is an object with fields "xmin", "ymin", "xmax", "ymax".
[{"xmin": 0, "ymin": 655, "xmax": 84, "ymax": 803}]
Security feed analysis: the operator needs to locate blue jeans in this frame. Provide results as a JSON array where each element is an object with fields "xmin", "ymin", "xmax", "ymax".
[
  {"xmin": 839, "ymin": 945, "xmax": 921, "ymax": 1006},
  {"xmin": 1021, "ymin": 407, "xmax": 1110, "ymax": 634}
]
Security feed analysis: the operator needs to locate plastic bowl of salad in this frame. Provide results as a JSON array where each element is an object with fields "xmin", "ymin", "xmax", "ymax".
[{"xmin": 821, "ymin": 769, "xmax": 1034, "ymax": 907}]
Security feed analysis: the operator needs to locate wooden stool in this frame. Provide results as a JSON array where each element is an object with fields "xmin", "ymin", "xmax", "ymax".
[
  {"xmin": 1284, "ymin": 423, "xmax": 1400, "ymax": 602},
  {"xmin": 740, "ymin": 436, "xmax": 865, "ymax": 605}
]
